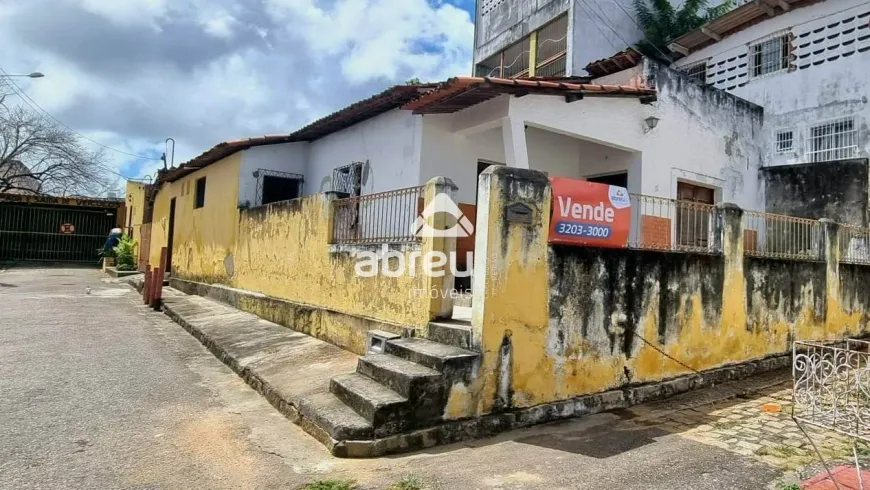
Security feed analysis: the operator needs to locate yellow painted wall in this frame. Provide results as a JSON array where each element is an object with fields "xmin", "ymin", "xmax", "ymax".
[
  {"xmin": 124, "ymin": 181, "xmax": 147, "ymax": 262},
  {"xmin": 148, "ymin": 153, "xmax": 241, "ymax": 274},
  {"xmin": 461, "ymin": 167, "xmax": 870, "ymax": 418},
  {"xmin": 232, "ymin": 196, "xmax": 436, "ymax": 352}
]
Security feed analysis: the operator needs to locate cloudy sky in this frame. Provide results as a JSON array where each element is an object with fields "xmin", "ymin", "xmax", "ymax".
[{"xmin": 0, "ymin": 0, "xmax": 475, "ymax": 188}]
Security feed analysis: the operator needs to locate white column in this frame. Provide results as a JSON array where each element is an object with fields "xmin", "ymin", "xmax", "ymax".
[
  {"xmin": 628, "ymin": 152, "xmax": 643, "ymax": 245},
  {"xmin": 501, "ymin": 117, "xmax": 530, "ymax": 169}
]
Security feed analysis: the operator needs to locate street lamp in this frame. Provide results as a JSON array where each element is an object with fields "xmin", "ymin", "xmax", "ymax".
[{"xmin": 1, "ymin": 72, "xmax": 44, "ymax": 78}]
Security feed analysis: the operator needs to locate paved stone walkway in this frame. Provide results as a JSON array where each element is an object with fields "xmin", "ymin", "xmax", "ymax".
[{"xmin": 622, "ymin": 368, "xmax": 870, "ymax": 489}]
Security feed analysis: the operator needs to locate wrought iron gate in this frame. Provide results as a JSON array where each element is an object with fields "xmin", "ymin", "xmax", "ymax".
[{"xmin": 0, "ymin": 202, "xmax": 118, "ymax": 263}]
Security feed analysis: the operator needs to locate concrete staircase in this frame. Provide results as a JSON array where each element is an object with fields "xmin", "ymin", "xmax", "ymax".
[
  {"xmin": 153, "ymin": 284, "xmax": 482, "ymax": 454},
  {"xmin": 304, "ymin": 327, "xmax": 479, "ymax": 441}
]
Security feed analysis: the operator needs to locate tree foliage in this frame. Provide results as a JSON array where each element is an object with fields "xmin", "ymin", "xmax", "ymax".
[
  {"xmin": 0, "ymin": 93, "xmax": 116, "ymax": 196},
  {"xmin": 633, "ymin": 0, "xmax": 734, "ymax": 61}
]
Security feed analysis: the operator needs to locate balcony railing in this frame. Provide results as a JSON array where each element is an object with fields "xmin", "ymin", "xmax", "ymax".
[
  {"xmin": 743, "ymin": 211, "xmax": 822, "ymax": 260},
  {"xmin": 628, "ymin": 194, "xmax": 720, "ymax": 253},
  {"xmin": 839, "ymin": 224, "xmax": 870, "ymax": 265}
]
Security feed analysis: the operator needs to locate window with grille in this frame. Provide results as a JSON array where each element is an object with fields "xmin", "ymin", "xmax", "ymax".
[
  {"xmin": 332, "ymin": 162, "xmax": 364, "ymax": 196},
  {"xmin": 255, "ymin": 169, "xmax": 304, "ymax": 206},
  {"xmin": 682, "ymin": 60, "xmax": 708, "ymax": 84},
  {"xmin": 807, "ymin": 117, "xmax": 858, "ymax": 163},
  {"xmin": 749, "ymin": 34, "xmax": 790, "ymax": 78},
  {"xmin": 775, "ymin": 130, "xmax": 794, "ymax": 154}
]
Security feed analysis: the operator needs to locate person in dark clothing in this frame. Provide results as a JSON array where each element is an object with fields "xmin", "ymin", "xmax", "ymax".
[{"xmin": 99, "ymin": 227, "xmax": 123, "ymax": 264}]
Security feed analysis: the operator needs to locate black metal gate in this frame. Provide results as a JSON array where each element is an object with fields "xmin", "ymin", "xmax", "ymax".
[{"xmin": 0, "ymin": 202, "xmax": 118, "ymax": 263}]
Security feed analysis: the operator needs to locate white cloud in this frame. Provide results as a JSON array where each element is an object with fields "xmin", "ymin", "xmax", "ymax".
[
  {"xmin": 265, "ymin": 0, "xmax": 473, "ymax": 83},
  {"xmin": 199, "ymin": 9, "xmax": 239, "ymax": 39},
  {"xmin": 77, "ymin": 0, "xmax": 168, "ymax": 29},
  {"xmin": 0, "ymin": 0, "xmax": 474, "ymax": 184}
]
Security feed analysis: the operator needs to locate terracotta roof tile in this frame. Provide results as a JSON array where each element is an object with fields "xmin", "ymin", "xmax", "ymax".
[
  {"xmin": 162, "ymin": 84, "xmax": 437, "ymax": 183},
  {"xmin": 584, "ymin": 48, "xmax": 643, "ymax": 77},
  {"xmin": 160, "ymin": 76, "xmax": 655, "ymax": 184},
  {"xmin": 402, "ymin": 76, "xmax": 656, "ymax": 114}
]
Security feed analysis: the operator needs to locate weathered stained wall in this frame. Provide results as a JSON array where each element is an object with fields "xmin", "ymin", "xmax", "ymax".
[
  {"xmin": 508, "ymin": 61, "xmax": 765, "ymax": 209},
  {"xmin": 474, "ymin": 0, "xmax": 569, "ymax": 66},
  {"xmin": 463, "ymin": 167, "xmax": 870, "ymax": 417},
  {"xmin": 673, "ymin": 0, "xmax": 870, "ymax": 167},
  {"xmin": 147, "ymin": 154, "xmax": 451, "ymax": 353},
  {"xmin": 231, "ymin": 195, "xmax": 433, "ymax": 348},
  {"xmin": 761, "ymin": 159, "xmax": 869, "ymax": 226}
]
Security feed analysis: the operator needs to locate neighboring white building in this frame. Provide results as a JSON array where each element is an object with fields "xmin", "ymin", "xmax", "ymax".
[{"xmin": 671, "ymin": 0, "xmax": 870, "ymax": 167}]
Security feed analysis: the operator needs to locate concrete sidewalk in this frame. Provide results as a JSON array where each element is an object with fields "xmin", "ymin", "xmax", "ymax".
[{"xmin": 160, "ymin": 292, "xmax": 363, "ymax": 453}]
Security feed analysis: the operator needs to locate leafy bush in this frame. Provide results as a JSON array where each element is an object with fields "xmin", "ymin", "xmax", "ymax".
[{"xmin": 113, "ymin": 234, "xmax": 137, "ymax": 271}]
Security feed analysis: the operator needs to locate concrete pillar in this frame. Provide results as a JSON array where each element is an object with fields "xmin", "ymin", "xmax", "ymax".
[
  {"xmin": 820, "ymin": 218, "xmax": 840, "ymax": 329},
  {"xmin": 471, "ymin": 166, "xmax": 550, "ymax": 413},
  {"xmin": 502, "ymin": 117, "xmax": 530, "ymax": 170},
  {"xmin": 718, "ymin": 202, "xmax": 747, "ymax": 340},
  {"xmin": 324, "ymin": 191, "xmax": 342, "ymax": 244},
  {"xmin": 719, "ymin": 203, "xmax": 744, "ymax": 260},
  {"xmin": 421, "ymin": 177, "xmax": 459, "ymax": 321}
]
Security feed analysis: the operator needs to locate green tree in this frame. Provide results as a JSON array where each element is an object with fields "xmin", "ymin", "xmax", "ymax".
[{"xmin": 633, "ymin": 0, "xmax": 734, "ymax": 61}]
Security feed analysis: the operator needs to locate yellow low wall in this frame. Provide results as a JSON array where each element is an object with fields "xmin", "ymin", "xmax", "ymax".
[
  {"xmin": 457, "ymin": 166, "xmax": 870, "ymax": 418},
  {"xmin": 230, "ymin": 196, "xmax": 433, "ymax": 352}
]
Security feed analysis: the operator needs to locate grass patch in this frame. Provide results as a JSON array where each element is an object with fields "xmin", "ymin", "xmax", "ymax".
[
  {"xmin": 775, "ymin": 484, "xmax": 800, "ymax": 490},
  {"xmin": 298, "ymin": 480, "xmax": 357, "ymax": 490},
  {"xmin": 387, "ymin": 476, "xmax": 427, "ymax": 490},
  {"xmin": 856, "ymin": 442, "xmax": 870, "ymax": 457},
  {"xmin": 757, "ymin": 444, "xmax": 803, "ymax": 458}
]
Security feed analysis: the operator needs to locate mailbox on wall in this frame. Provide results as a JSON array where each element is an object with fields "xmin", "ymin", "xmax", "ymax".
[{"xmin": 549, "ymin": 177, "xmax": 631, "ymax": 248}]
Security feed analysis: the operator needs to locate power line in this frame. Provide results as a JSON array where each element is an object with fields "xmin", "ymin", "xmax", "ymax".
[
  {"xmin": 576, "ymin": 0, "xmax": 642, "ymax": 56},
  {"xmin": 0, "ymin": 67, "xmax": 161, "ymax": 162},
  {"xmin": 572, "ymin": 0, "xmax": 622, "ymax": 54}
]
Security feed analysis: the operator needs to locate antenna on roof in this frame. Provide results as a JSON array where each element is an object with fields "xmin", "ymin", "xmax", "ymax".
[{"xmin": 165, "ymin": 138, "xmax": 176, "ymax": 168}]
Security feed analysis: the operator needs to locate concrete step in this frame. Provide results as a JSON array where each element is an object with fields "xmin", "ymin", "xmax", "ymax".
[
  {"xmin": 330, "ymin": 373, "xmax": 409, "ymax": 435},
  {"xmin": 295, "ymin": 392, "xmax": 373, "ymax": 441},
  {"xmin": 428, "ymin": 320, "xmax": 472, "ymax": 349},
  {"xmin": 385, "ymin": 337, "xmax": 478, "ymax": 374},
  {"xmin": 357, "ymin": 354, "xmax": 442, "ymax": 400}
]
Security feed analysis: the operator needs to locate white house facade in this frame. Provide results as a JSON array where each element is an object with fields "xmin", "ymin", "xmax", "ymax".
[{"xmin": 672, "ymin": 0, "xmax": 870, "ymax": 167}]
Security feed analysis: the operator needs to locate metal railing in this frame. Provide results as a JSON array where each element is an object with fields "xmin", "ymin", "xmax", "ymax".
[
  {"xmin": 793, "ymin": 339, "xmax": 870, "ymax": 442},
  {"xmin": 331, "ymin": 185, "xmax": 424, "ymax": 245},
  {"xmin": 742, "ymin": 211, "xmax": 822, "ymax": 260},
  {"xmin": 840, "ymin": 225, "xmax": 870, "ymax": 264},
  {"xmin": 628, "ymin": 194, "xmax": 720, "ymax": 253}
]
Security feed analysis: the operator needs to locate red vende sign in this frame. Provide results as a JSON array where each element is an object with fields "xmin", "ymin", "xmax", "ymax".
[{"xmin": 549, "ymin": 177, "xmax": 631, "ymax": 248}]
